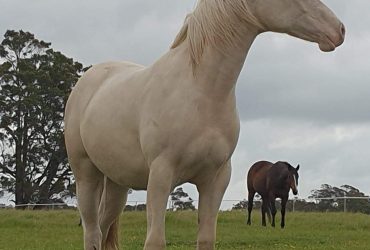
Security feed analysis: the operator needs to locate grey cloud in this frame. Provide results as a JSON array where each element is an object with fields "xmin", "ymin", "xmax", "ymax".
[{"xmin": 0, "ymin": 0, "xmax": 194, "ymax": 64}]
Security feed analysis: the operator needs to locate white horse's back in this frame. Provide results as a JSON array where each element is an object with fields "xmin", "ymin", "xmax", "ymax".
[{"xmin": 65, "ymin": 61, "xmax": 144, "ymax": 120}]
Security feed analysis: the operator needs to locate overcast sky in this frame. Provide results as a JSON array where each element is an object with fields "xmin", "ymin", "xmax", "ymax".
[{"xmin": 1, "ymin": 0, "xmax": 369, "ymax": 207}]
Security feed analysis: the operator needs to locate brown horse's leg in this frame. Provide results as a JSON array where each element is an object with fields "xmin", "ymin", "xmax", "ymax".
[
  {"xmin": 261, "ymin": 198, "xmax": 269, "ymax": 227},
  {"xmin": 281, "ymin": 196, "xmax": 288, "ymax": 228},
  {"xmin": 269, "ymin": 196, "xmax": 277, "ymax": 227},
  {"xmin": 98, "ymin": 177, "xmax": 128, "ymax": 250},
  {"xmin": 246, "ymin": 190, "xmax": 255, "ymax": 225},
  {"xmin": 196, "ymin": 162, "xmax": 231, "ymax": 250}
]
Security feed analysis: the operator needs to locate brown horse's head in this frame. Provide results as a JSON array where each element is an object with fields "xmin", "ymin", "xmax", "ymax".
[{"xmin": 287, "ymin": 164, "xmax": 300, "ymax": 195}]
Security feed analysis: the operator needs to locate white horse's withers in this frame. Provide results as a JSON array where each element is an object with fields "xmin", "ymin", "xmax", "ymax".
[{"xmin": 65, "ymin": 0, "xmax": 345, "ymax": 249}]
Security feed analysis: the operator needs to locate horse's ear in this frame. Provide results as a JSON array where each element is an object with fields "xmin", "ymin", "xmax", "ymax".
[{"xmin": 296, "ymin": 164, "xmax": 300, "ymax": 171}]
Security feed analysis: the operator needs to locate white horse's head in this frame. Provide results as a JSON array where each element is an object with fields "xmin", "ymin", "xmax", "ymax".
[{"xmin": 249, "ymin": 0, "xmax": 345, "ymax": 51}]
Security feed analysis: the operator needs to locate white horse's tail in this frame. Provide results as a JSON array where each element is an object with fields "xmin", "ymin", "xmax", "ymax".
[{"xmin": 104, "ymin": 218, "xmax": 119, "ymax": 250}]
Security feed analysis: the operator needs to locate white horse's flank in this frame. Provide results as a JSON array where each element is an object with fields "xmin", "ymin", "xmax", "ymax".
[{"xmin": 64, "ymin": 0, "xmax": 345, "ymax": 249}]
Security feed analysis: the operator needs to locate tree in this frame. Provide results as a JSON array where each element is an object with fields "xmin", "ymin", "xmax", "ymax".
[
  {"xmin": 0, "ymin": 30, "xmax": 84, "ymax": 206},
  {"xmin": 124, "ymin": 203, "xmax": 147, "ymax": 212},
  {"xmin": 170, "ymin": 187, "xmax": 195, "ymax": 211},
  {"xmin": 309, "ymin": 184, "xmax": 370, "ymax": 214},
  {"xmin": 232, "ymin": 199, "xmax": 248, "ymax": 210},
  {"xmin": 309, "ymin": 184, "xmax": 344, "ymax": 212},
  {"xmin": 232, "ymin": 193, "xmax": 262, "ymax": 210},
  {"xmin": 289, "ymin": 199, "xmax": 317, "ymax": 212},
  {"xmin": 341, "ymin": 184, "xmax": 370, "ymax": 214}
]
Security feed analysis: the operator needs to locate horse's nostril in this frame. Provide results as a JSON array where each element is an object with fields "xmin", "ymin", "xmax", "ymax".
[{"xmin": 340, "ymin": 23, "xmax": 346, "ymax": 37}]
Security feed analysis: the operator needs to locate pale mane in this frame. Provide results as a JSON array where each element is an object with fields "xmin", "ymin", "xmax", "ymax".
[{"xmin": 171, "ymin": 0, "xmax": 263, "ymax": 67}]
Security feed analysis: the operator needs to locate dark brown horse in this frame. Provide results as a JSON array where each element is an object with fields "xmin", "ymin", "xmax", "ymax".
[{"xmin": 246, "ymin": 161, "xmax": 299, "ymax": 228}]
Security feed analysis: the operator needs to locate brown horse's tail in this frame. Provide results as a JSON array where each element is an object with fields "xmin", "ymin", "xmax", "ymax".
[
  {"xmin": 104, "ymin": 218, "xmax": 119, "ymax": 250},
  {"xmin": 266, "ymin": 206, "xmax": 272, "ymax": 224}
]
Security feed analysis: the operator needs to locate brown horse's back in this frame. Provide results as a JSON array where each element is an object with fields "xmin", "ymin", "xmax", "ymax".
[{"xmin": 247, "ymin": 161, "xmax": 273, "ymax": 196}]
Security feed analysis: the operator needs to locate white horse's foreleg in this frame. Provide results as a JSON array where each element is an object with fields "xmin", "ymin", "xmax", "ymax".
[
  {"xmin": 76, "ymin": 159, "xmax": 104, "ymax": 250},
  {"xmin": 98, "ymin": 177, "xmax": 128, "ymax": 250},
  {"xmin": 196, "ymin": 162, "xmax": 231, "ymax": 250},
  {"xmin": 144, "ymin": 158, "xmax": 174, "ymax": 250}
]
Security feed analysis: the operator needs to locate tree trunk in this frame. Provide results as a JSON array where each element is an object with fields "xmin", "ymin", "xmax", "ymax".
[{"xmin": 15, "ymin": 139, "xmax": 25, "ymax": 208}]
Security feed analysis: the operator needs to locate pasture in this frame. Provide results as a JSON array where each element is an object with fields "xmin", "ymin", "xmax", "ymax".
[{"xmin": 0, "ymin": 210, "xmax": 369, "ymax": 249}]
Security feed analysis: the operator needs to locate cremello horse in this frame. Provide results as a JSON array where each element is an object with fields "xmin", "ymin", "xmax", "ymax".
[{"xmin": 65, "ymin": 0, "xmax": 345, "ymax": 249}]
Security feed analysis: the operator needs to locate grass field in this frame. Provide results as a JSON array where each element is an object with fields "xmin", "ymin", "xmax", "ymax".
[{"xmin": 0, "ymin": 209, "xmax": 369, "ymax": 250}]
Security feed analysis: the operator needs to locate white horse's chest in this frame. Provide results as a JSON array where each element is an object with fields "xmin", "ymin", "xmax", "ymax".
[{"xmin": 139, "ymin": 99, "xmax": 240, "ymax": 182}]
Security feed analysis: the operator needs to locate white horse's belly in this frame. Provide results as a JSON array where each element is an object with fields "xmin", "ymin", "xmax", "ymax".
[{"xmin": 81, "ymin": 122, "xmax": 149, "ymax": 189}]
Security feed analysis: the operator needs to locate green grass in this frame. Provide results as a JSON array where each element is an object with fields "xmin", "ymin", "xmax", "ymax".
[{"xmin": 0, "ymin": 210, "xmax": 369, "ymax": 249}]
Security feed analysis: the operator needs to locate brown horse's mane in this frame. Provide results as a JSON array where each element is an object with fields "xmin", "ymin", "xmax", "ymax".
[{"xmin": 275, "ymin": 161, "xmax": 294, "ymax": 170}]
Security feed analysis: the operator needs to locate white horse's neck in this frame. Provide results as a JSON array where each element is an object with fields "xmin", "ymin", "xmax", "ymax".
[
  {"xmin": 166, "ymin": 0, "xmax": 263, "ymax": 99},
  {"xmin": 193, "ymin": 28, "xmax": 258, "ymax": 97}
]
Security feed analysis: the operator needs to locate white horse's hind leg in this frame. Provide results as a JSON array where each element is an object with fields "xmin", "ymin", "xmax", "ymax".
[
  {"xmin": 196, "ymin": 162, "xmax": 231, "ymax": 250},
  {"xmin": 144, "ymin": 158, "xmax": 174, "ymax": 250},
  {"xmin": 76, "ymin": 158, "xmax": 104, "ymax": 250},
  {"xmin": 98, "ymin": 177, "xmax": 128, "ymax": 250}
]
